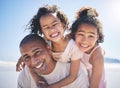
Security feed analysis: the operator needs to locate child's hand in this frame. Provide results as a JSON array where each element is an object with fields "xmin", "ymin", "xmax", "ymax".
[
  {"xmin": 16, "ymin": 56, "xmax": 25, "ymax": 72},
  {"xmin": 29, "ymin": 67, "xmax": 48, "ymax": 87},
  {"xmin": 37, "ymin": 80, "xmax": 49, "ymax": 88},
  {"xmin": 38, "ymin": 84, "xmax": 60, "ymax": 88}
]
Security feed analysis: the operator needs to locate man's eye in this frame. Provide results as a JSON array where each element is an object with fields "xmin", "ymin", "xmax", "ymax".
[
  {"xmin": 53, "ymin": 23, "xmax": 57, "ymax": 26},
  {"xmin": 24, "ymin": 56, "xmax": 30, "ymax": 62},
  {"xmin": 34, "ymin": 51, "xmax": 43, "ymax": 57},
  {"xmin": 35, "ymin": 51, "xmax": 41, "ymax": 56}
]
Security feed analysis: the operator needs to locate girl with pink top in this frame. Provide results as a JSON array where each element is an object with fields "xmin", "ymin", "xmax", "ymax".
[{"xmin": 70, "ymin": 6, "xmax": 106, "ymax": 88}]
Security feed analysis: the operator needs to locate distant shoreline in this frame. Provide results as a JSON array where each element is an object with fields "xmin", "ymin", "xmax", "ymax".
[{"xmin": 0, "ymin": 57, "xmax": 120, "ymax": 67}]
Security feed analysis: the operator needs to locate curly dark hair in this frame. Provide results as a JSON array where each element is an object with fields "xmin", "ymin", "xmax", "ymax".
[
  {"xmin": 70, "ymin": 6, "xmax": 104, "ymax": 43},
  {"xmin": 26, "ymin": 5, "xmax": 69, "ymax": 35}
]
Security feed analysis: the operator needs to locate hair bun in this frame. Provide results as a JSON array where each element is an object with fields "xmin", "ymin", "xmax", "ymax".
[
  {"xmin": 87, "ymin": 8, "xmax": 97, "ymax": 17},
  {"xmin": 76, "ymin": 6, "xmax": 98, "ymax": 19}
]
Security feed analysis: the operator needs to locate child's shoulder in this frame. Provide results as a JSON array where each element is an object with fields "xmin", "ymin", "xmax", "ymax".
[
  {"xmin": 90, "ymin": 45, "xmax": 104, "ymax": 60},
  {"xmin": 94, "ymin": 46, "xmax": 105, "ymax": 55}
]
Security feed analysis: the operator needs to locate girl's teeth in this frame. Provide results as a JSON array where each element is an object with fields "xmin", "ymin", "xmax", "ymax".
[
  {"xmin": 81, "ymin": 44, "xmax": 88, "ymax": 48},
  {"xmin": 51, "ymin": 33, "xmax": 59, "ymax": 37}
]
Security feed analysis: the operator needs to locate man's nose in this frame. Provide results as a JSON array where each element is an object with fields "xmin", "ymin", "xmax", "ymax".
[{"xmin": 31, "ymin": 57, "xmax": 39, "ymax": 65}]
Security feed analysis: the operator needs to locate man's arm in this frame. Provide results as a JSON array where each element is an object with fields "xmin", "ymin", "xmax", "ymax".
[{"xmin": 17, "ymin": 66, "xmax": 37, "ymax": 88}]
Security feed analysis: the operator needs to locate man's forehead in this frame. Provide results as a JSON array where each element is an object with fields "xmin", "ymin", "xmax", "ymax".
[{"xmin": 21, "ymin": 41, "xmax": 45, "ymax": 53}]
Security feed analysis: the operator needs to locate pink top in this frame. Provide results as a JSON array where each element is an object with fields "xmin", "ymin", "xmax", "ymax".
[
  {"xmin": 51, "ymin": 39, "xmax": 84, "ymax": 62},
  {"xmin": 81, "ymin": 45, "xmax": 106, "ymax": 88}
]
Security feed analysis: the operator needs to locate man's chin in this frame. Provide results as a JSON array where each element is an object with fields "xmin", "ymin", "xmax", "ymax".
[{"xmin": 34, "ymin": 67, "xmax": 47, "ymax": 75}]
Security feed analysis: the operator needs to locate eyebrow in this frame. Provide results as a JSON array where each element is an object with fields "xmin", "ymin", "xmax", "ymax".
[
  {"xmin": 22, "ymin": 48, "xmax": 41, "ymax": 58},
  {"xmin": 32, "ymin": 48, "xmax": 41, "ymax": 52},
  {"xmin": 78, "ymin": 30, "xmax": 97, "ymax": 35},
  {"xmin": 42, "ymin": 20, "xmax": 59, "ymax": 28},
  {"xmin": 22, "ymin": 54, "xmax": 28, "ymax": 58}
]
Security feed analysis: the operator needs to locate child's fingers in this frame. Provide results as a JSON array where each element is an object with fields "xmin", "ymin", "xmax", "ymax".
[
  {"xmin": 16, "ymin": 57, "xmax": 25, "ymax": 72},
  {"xmin": 16, "ymin": 64, "xmax": 22, "ymax": 72},
  {"xmin": 39, "ymin": 81, "xmax": 45, "ymax": 85}
]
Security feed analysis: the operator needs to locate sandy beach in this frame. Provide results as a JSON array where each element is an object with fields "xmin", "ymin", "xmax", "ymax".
[{"xmin": 0, "ymin": 61, "xmax": 120, "ymax": 88}]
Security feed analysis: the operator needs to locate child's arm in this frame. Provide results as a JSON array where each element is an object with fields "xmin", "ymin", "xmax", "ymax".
[
  {"xmin": 48, "ymin": 59, "xmax": 81, "ymax": 88},
  {"xmin": 29, "ymin": 67, "xmax": 48, "ymax": 87},
  {"xmin": 89, "ymin": 47, "xmax": 104, "ymax": 88},
  {"xmin": 16, "ymin": 56, "xmax": 25, "ymax": 72}
]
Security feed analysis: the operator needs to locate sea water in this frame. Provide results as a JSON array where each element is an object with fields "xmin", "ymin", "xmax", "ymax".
[{"xmin": 105, "ymin": 63, "xmax": 120, "ymax": 88}]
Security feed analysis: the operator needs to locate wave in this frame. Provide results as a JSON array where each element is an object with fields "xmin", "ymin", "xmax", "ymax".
[{"xmin": 0, "ymin": 60, "xmax": 16, "ymax": 67}]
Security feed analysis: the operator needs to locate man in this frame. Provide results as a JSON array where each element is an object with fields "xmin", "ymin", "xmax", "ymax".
[{"xmin": 17, "ymin": 34, "xmax": 89, "ymax": 88}]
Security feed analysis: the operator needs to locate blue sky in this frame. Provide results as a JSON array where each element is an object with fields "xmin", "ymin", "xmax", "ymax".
[{"xmin": 0, "ymin": 0, "xmax": 120, "ymax": 61}]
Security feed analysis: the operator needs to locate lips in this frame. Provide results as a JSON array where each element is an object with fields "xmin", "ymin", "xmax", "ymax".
[
  {"xmin": 80, "ymin": 44, "xmax": 89, "ymax": 48},
  {"xmin": 35, "ymin": 60, "xmax": 45, "ymax": 69},
  {"xmin": 50, "ymin": 32, "xmax": 59, "ymax": 38}
]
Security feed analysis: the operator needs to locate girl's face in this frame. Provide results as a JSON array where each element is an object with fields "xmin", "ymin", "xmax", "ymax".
[
  {"xmin": 75, "ymin": 24, "xmax": 99, "ymax": 54},
  {"xmin": 40, "ymin": 13, "xmax": 64, "ymax": 42}
]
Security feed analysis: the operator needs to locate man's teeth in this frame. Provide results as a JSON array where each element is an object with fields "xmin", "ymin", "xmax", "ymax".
[{"xmin": 35, "ymin": 62, "xmax": 43, "ymax": 68}]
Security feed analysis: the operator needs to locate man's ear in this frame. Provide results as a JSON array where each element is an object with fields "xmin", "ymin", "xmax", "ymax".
[
  {"xmin": 46, "ymin": 44, "xmax": 52, "ymax": 55},
  {"xmin": 46, "ymin": 44, "xmax": 51, "ymax": 50}
]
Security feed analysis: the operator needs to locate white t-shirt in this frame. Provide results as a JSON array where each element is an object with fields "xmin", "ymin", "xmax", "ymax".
[
  {"xmin": 17, "ymin": 66, "xmax": 37, "ymax": 88},
  {"xmin": 17, "ymin": 62, "xmax": 89, "ymax": 88}
]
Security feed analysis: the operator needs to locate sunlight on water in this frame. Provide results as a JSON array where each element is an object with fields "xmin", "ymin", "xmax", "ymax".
[
  {"xmin": 105, "ymin": 63, "xmax": 120, "ymax": 88},
  {"xmin": 0, "ymin": 61, "xmax": 16, "ymax": 67}
]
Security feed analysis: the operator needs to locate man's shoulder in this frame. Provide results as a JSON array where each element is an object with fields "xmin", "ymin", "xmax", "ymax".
[
  {"xmin": 17, "ymin": 66, "xmax": 30, "ymax": 84},
  {"xmin": 17, "ymin": 66, "xmax": 37, "ymax": 88},
  {"xmin": 55, "ymin": 62, "xmax": 70, "ymax": 73},
  {"xmin": 56, "ymin": 62, "xmax": 70, "ymax": 67}
]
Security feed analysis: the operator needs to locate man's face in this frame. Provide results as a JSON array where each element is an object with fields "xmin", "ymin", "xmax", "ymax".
[{"xmin": 20, "ymin": 40, "xmax": 53, "ymax": 75}]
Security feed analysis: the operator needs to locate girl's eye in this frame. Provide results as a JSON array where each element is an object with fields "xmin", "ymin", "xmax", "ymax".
[
  {"xmin": 53, "ymin": 22, "xmax": 59, "ymax": 27},
  {"xmin": 77, "ymin": 33, "xmax": 84, "ymax": 36},
  {"xmin": 89, "ymin": 35, "xmax": 96, "ymax": 39},
  {"xmin": 43, "ymin": 27, "xmax": 50, "ymax": 30},
  {"xmin": 89, "ymin": 35, "xmax": 94, "ymax": 38}
]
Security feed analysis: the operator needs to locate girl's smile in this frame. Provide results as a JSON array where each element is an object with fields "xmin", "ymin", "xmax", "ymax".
[
  {"xmin": 75, "ymin": 24, "xmax": 98, "ymax": 54},
  {"xmin": 40, "ymin": 13, "xmax": 64, "ymax": 42}
]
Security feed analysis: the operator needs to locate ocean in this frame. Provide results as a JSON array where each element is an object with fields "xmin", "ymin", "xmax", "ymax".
[
  {"xmin": 0, "ymin": 61, "xmax": 120, "ymax": 88},
  {"xmin": 105, "ymin": 63, "xmax": 120, "ymax": 88},
  {"xmin": 0, "ymin": 61, "xmax": 18, "ymax": 88}
]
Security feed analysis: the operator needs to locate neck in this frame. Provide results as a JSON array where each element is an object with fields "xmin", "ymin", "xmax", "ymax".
[
  {"xmin": 52, "ymin": 37, "xmax": 70, "ymax": 52},
  {"xmin": 44, "ymin": 59, "xmax": 56, "ymax": 75}
]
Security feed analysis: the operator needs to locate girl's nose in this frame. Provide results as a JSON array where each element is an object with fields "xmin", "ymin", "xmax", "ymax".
[
  {"xmin": 81, "ymin": 36, "xmax": 88, "ymax": 43},
  {"xmin": 50, "ymin": 26, "xmax": 56, "ymax": 31}
]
